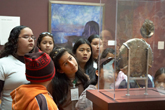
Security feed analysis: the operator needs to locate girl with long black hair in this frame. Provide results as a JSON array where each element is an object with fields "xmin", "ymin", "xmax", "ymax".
[{"xmin": 48, "ymin": 46, "xmax": 89, "ymax": 110}]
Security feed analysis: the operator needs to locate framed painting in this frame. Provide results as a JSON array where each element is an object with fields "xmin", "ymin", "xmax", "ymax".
[{"xmin": 49, "ymin": 1, "xmax": 104, "ymax": 49}]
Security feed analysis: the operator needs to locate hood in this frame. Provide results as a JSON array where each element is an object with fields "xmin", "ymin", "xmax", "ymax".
[{"xmin": 10, "ymin": 84, "xmax": 48, "ymax": 109}]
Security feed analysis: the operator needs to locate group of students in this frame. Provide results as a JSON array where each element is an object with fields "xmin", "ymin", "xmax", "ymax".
[
  {"xmin": 0, "ymin": 25, "xmax": 165, "ymax": 110},
  {"xmin": 0, "ymin": 25, "xmax": 102, "ymax": 110},
  {"xmin": 0, "ymin": 26, "xmax": 58, "ymax": 110}
]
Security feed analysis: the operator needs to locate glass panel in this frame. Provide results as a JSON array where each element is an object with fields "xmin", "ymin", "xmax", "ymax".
[{"xmin": 98, "ymin": 0, "xmax": 165, "ymax": 100}]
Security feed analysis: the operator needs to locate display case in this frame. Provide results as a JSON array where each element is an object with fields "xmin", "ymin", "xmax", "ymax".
[
  {"xmin": 86, "ymin": 0, "xmax": 165, "ymax": 109},
  {"xmin": 49, "ymin": 0, "xmax": 165, "ymax": 109},
  {"xmin": 95, "ymin": 0, "xmax": 165, "ymax": 103}
]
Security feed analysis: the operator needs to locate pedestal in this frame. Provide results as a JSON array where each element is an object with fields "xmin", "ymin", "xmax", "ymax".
[{"xmin": 86, "ymin": 88, "xmax": 165, "ymax": 110}]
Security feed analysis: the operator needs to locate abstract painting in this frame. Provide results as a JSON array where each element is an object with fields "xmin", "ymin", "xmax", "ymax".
[{"xmin": 49, "ymin": 1, "xmax": 104, "ymax": 47}]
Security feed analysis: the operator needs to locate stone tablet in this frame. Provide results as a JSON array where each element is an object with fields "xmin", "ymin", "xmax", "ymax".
[{"xmin": 118, "ymin": 38, "xmax": 153, "ymax": 77}]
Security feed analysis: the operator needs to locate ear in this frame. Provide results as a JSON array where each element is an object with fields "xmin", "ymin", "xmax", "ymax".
[
  {"xmin": 96, "ymin": 70, "xmax": 99, "ymax": 76},
  {"xmin": 57, "ymin": 69, "xmax": 64, "ymax": 74}
]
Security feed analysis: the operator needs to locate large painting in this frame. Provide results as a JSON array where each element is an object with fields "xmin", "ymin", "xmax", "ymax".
[{"xmin": 49, "ymin": 1, "xmax": 104, "ymax": 49}]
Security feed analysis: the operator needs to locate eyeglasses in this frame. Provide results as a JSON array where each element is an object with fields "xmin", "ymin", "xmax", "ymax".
[
  {"xmin": 19, "ymin": 35, "xmax": 36, "ymax": 40},
  {"xmin": 40, "ymin": 32, "xmax": 53, "ymax": 37}
]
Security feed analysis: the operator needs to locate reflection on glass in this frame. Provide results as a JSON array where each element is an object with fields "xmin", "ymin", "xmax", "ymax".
[{"xmin": 154, "ymin": 67, "xmax": 165, "ymax": 91}]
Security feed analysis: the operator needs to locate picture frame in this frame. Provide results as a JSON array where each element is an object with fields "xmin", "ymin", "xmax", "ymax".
[{"xmin": 49, "ymin": 1, "xmax": 104, "ymax": 48}]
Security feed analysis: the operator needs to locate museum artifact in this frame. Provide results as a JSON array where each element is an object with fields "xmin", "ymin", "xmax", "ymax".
[{"xmin": 140, "ymin": 19, "xmax": 154, "ymax": 38}]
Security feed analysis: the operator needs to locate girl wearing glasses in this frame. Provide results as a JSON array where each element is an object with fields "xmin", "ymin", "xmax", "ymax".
[
  {"xmin": 0, "ymin": 25, "xmax": 35, "ymax": 110},
  {"xmin": 37, "ymin": 32, "xmax": 55, "ymax": 55}
]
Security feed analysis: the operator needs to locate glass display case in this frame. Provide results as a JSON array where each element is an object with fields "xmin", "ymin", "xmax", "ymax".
[
  {"xmin": 49, "ymin": 0, "xmax": 165, "ymax": 108},
  {"xmin": 97, "ymin": 0, "xmax": 165, "ymax": 100}
]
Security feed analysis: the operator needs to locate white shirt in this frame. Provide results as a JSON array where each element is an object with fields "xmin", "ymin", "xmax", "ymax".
[
  {"xmin": 93, "ymin": 61, "xmax": 97, "ymax": 69},
  {"xmin": 0, "ymin": 55, "xmax": 29, "ymax": 110}
]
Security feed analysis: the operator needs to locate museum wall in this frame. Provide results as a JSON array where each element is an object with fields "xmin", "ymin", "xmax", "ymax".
[
  {"xmin": 1, "ymin": 0, "xmax": 163, "ymax": 76},
  {"xmin": 0, "ymin": 0, "xmax": 115, "ymax": 50}
]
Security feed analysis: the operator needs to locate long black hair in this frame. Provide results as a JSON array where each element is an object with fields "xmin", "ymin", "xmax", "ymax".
[
  {"xmin": 49, "ymin": 46, "xmax": 89, "ymax": 106},
  {"xmin": 72, "ymin": 38, "xmax": 96, "ymax": 81},
  {"xmin": 88, "ymin": 34, "xmax": 102, "ymax": 62},
  {"xmin": 0, "ymin": 25, "xmax": 28, "ymax": 58},
  {"xmin": 101, "ymin": 48, "xmax": 115, "ymax": 58},
  {"xmin": 87, "ymin": 34, "xmax": 101, "ymax": 43}
]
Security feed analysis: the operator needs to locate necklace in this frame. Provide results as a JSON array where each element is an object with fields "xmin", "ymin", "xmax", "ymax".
[{"xmin": 72, "ymin": 78, "xmax": 77, "ymax": 88}]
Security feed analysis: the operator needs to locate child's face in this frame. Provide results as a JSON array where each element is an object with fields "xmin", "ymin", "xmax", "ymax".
[
  {"xmin": 101, "ymin": 30, "xmax": 113, "ymax": 48},
  {"xmin": 106, "ymin": 53, "xmax": 115, "ymax": 58},
  {"xmin": 39, "ymin": 36, "xmax": 54, "ymax": 55},
  {"xmin": 75, "ymin": 44, "xmax": 91, "ymax": 64},
  {"xmin": 58, "ymin": 51, "xmax": 78, "ymax": 78},
  {"xmin": 17, "ymin": 27, "xmax": 35, "ymax": 55},
  {"xmin": 155, "ymin": 73, "xmax": 165, "ymax": 89},
  {"xmin": 91, "ymin": 38, "xmax": 103, "ymax": 59}
]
